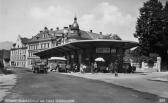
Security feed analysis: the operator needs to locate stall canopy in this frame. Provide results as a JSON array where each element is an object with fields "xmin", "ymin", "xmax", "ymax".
[
  {"xmin": 48, "ymin": 57, "xmax": 67, "ymax": 61},
  {"xmin": 34, "ymin": 40, "xmax": 138, "ymax": 59},
  {"xmin": 95, "ymin": 57, "xmax": 105, "ymax": 62}
]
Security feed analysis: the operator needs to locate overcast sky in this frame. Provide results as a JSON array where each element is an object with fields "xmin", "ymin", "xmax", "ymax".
[{"xmin": 0, "ymin": 0, "xmax": 166, "ymax": 42}]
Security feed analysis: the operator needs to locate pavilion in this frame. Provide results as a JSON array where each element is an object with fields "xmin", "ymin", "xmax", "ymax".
[{"xmin": 34, "ymin": 39, "xmax": 138, "ymax": 72}]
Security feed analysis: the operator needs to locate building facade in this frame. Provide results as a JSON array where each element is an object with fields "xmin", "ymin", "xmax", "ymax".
[
  {"xmin": 27, "ymin": 17, "xmax": 85, "ymax": 67},
  {"xmin": 10, "ymin": 35, "xmax": 30, "ymax": 67},
  {"xmin": 27, "ymin": 27, "xmax": 59, "ymax": 67}
]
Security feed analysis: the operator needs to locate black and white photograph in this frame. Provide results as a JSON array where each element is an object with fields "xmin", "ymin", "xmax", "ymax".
[{"xmin": 0, "ymin": 0, "xmax": 168, "ymax": 103}]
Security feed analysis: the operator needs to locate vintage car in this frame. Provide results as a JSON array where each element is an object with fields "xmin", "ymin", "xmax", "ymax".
[{"xmin": 32, "ymin": 61, "xmax": 48, "ymax": 73}]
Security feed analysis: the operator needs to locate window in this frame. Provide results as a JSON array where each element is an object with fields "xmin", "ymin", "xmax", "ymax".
[
  {"xmin": 36, "ymin": 44, "xmax": 38, "ymax": 49},
  {"xmin": 41, "ymin": 44, "xmax": 42, "ymax": 48},
  {"xmin": 48, "ymin": 43, "xmax": 49, "ymax": 48}
]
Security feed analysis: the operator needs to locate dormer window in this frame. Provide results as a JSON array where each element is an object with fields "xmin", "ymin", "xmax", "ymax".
[
  {"xmin": 43, "ymin": 34, "xmax": 45, "ymax": 38},
  {"xmin": 36, "ymin": 36, "xmax": 40, "ymax": 39}
]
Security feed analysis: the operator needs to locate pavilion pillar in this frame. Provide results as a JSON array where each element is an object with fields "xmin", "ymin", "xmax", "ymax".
[
  {"xmin": 78, "ymin": 51, "xmax": 82, "ymax": 64},
  {"xmin": 69, "ymin": 51, "xmax": 75, "ymax": 71},
  {"xmin": 65, "ymin": 53, "xmax": 70, "ymax": 64},
  {"xmin": 117, "ymin": 48, "xmax": 124, "ymax": 73}
]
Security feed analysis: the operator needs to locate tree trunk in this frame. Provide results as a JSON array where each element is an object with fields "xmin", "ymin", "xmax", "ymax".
[{"xmin": 161, "ymin": 57, "xmax": 168, "ymax": 71}]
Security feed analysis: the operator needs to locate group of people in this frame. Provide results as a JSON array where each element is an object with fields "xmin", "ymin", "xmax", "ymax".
[
  {"xmin": 50, "ymin": 62, "xmax": 79, "ymax": 73},
  {"xmin": 49, "ymin": 60, "xmax": 135, "ymax": 76},
  {"xmin": 50, "ymin": 63, "xmax": 60, "ymax": 72}
]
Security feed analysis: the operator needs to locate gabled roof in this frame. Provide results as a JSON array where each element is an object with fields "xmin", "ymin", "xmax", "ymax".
[{"xmin": 29, "ymin": 30, "xmax": 54, "ymax": 43}]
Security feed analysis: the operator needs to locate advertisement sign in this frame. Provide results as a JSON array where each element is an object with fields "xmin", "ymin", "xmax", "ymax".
[{"xmin": 96, "ymin": 48, "xmax": 110, "ymax": 53}]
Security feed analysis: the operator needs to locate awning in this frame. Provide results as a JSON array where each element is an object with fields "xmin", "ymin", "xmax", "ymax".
[{"xmin": 34, "ymin": 40, "xmax": 138, "ymax": 58}]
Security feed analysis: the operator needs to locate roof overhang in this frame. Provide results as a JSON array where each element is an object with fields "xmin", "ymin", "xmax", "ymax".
[{"xmin": 34, "ymin": 40, "xmax": 138, "ymax": 58}]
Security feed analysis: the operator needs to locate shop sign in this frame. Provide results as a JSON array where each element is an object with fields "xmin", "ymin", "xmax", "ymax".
[{"xmin": 96, "ymin": 48, "xmax": 110, "ymax": 53}]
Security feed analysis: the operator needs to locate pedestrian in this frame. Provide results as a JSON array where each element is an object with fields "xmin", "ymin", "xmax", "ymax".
[
  {"xmin": 109, "ymin": 62, "xmax": 114, "ymax": 73},
  {"xmin": 80, "ymin": 64, "xmax": 84, "ymax": 73},
  {"xmin": 114, "ymin": 60, "xmax": 118, "ymax": 77},
  {"xmin": 91, "ymin": 63, "xmax": 94, "ymax": 73},
  {"xmin": 56, "ymin": 64, "xmax": 60, "ymax": 72},
  {"xmin": 65, "ymin": 63, "xmax": 70, "ymax": 73},
  {"xmin": 74, "ymin": 64, "xmax": 78, "ymax": 72},
  {"xmin": 93, "ymin": 62, "xmax": 97, "ymax": 73}
]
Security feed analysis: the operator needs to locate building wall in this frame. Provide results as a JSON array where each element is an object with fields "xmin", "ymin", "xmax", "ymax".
[
  {"xmin": 10, "ymin": 35, "xmax": 28, "ymax": 67},
  {"xmin": 10, "ymin": 48, "xmax": 27, "ymax": 67},
  {"xmin": 27, "ymin": 27, "xmax": 58, "ymax": 68},
  {"xmin": 27, "ymin": 41, "xmax": 53, "ymax": 67}
]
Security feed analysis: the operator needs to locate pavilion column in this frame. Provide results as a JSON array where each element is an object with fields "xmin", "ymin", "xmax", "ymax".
[
  {"xmin": 78, "ymin": 51, "xmax": 82, "ymax": 64},
  {"xmin": 69, "ymin": 52, "xmax": 74, "ymax": 70},
  {"xmin": 65, "ymin": 53, "xmax": 70, "ymax": 63},
  {"xmin": 117, "ymin": 48, "xmax": 124, "ymax": 73}
]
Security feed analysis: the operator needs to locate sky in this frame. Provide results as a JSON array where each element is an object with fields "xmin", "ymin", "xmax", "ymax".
[{"xmin": 0, "ymin": 0, "xmax": 167, "ymax": 42}]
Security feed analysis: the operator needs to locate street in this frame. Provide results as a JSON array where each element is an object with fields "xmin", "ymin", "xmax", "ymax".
[{"xmin": 2, "ymin": 68, "xmax": 161, "ymax": 103}]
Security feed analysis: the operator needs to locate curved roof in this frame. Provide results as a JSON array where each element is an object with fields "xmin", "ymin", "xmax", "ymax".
[{"xmin": 34, "ymin": 40, "xmax": 138, "ymax": 58}]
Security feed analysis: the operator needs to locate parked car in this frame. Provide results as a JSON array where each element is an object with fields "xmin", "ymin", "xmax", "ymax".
[{"xmin": 32, "ymin": 61, "xmax": 48, "ymax": 73}]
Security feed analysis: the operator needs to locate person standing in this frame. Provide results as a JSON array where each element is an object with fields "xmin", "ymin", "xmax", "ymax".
[
  {"xmin": 65, "ymin": 63, "xmax": 70, "ymax": 73},
  {"xmin": 114, "ymin": 60, "xmax": 118, "ymax": 77},
  {"xmin": 109, "ymin": 62, "xmax": 114, "ymax": 73},
  {"xmin": 91, "ymin": 63, "xmax": 94, "ymax": 73},
  {"xmin": 94, "ymin": 62, "xmax": 97, "ymax": 73}
]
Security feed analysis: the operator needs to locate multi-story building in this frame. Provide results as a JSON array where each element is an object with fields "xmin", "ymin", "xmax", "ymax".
[
  {"xmin": 27, "ymin": 16, "xmax": 101, "ymax": 67},
  {"xmin": 27, "ymin": 27, "xmax": 59, "ymax": 67},
  {"xmin": 10, "ymin": 35, "xmax": 30, "ymax": 67},
  {"xmin": 13, "ymin": 17, "xmax": 120, "ymax": 68}
]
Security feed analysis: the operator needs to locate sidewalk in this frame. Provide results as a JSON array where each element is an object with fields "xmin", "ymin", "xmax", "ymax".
[
  {"xmin": 0, "ymin": 74, "xmax": 17, "ymax": 102},
  {"xmin": 62, "ymin": 72, "xmax": 168, "ymax": 98}
]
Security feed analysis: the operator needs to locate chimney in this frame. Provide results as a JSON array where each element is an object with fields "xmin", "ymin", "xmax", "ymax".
[
  {"xmin": 56, "ymin": 27, "xmax": 59, "ymax": 31},
  {"xmin": 90, "ymin": 30, "xmax": 92, "ymax": 33},
  {"xmin": 100, "ymin": 32, "xmax": 102, "ymax": 35},
  {"xmin": 44, "ymin": 27, "xmax": 48, "ymax": 30}
]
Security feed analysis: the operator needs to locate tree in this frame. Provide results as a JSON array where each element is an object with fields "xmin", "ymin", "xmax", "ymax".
[
  {"xmin": 162, "ymin": 2, "xmax": 168, "ymax": 47},
  {"xmin": 134, "ymin": 0, "xmax": 168, "ymax": 70}
]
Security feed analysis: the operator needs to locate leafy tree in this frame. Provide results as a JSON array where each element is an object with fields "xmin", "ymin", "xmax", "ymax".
[
  {"xmin": 134, "ymin": 0, "xmax": 168, "ymax": 70},
  {"xmin": 162, "ymin": 2, "xmax": 168, "ymax": 47}
]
